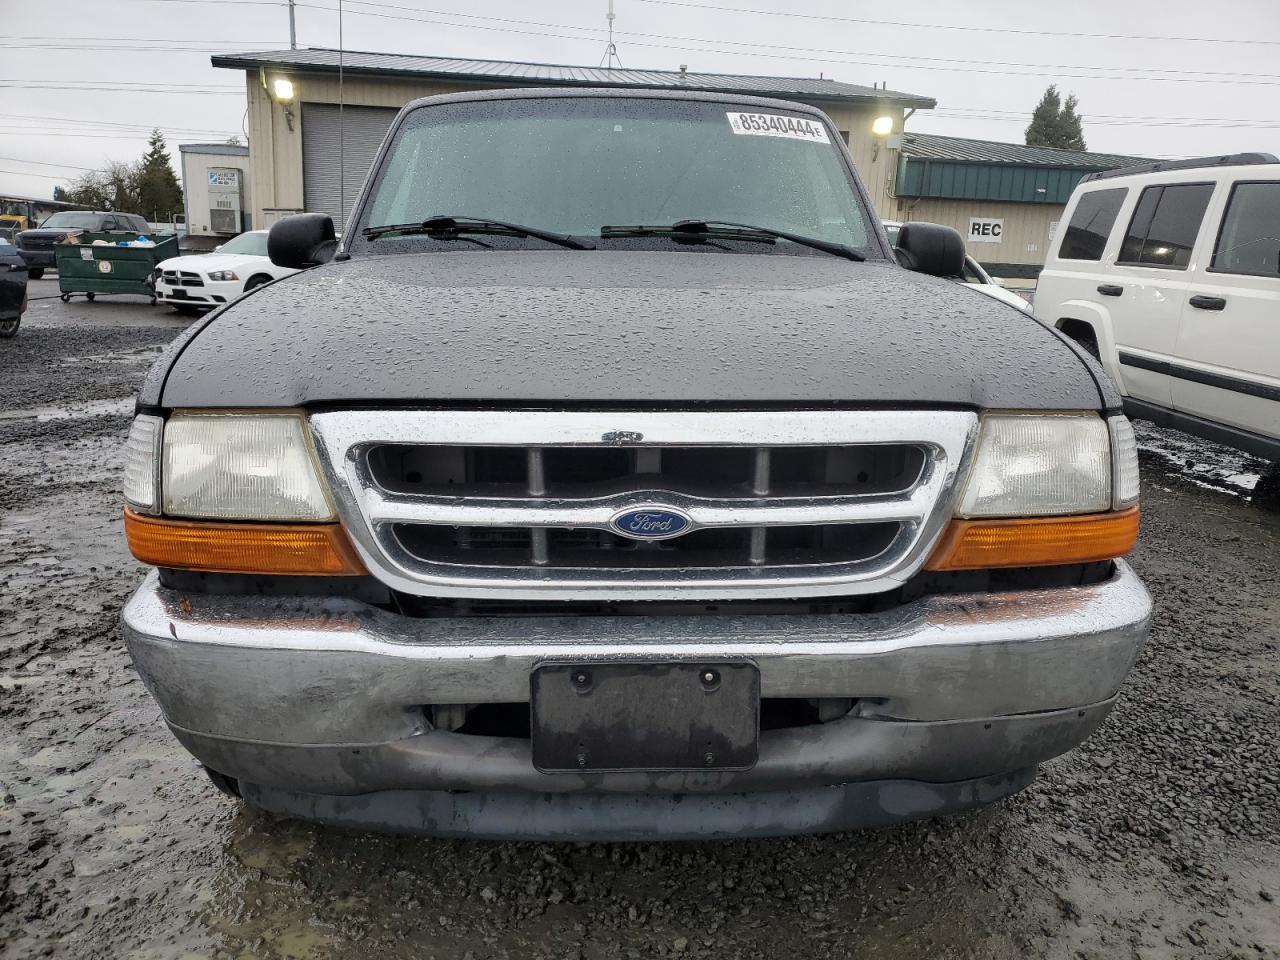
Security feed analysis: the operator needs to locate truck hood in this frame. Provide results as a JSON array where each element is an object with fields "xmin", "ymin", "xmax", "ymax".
[
  {"xmin": 153, "ymin": 251, "xmax": 1104, "ymax": 410},
  {"xmin": 17, "ymin": 228, "xmax": 83, "ymax": 244}
]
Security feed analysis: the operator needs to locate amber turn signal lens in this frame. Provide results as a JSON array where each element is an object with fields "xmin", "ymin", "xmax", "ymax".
[
  {"xmin": 124, "ymin": 508, "xmax": 367, "ymax": 576},
  {"xmin": 925, "ymin": 507, "xmax": 1140, "ymax": 572}
]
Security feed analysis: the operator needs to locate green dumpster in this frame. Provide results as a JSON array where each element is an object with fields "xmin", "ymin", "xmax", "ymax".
[{"xmin": 55, "ymin": 232, "xmax": 179, "ymax": 304}]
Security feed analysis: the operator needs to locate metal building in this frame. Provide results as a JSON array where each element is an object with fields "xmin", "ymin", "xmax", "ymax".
[
  {"xmin": 893, "ymin": 134, "xmax": 1146, "ymax": 277},
  {"xmin": 210, "ymin": 48, "xmax": 935, "ymax": 228}
]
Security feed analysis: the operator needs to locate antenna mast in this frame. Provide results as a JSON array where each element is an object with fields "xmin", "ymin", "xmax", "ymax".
[
  {"xmin": 288, "ymin": 0, "xmax": 296, "ymax": 49},
  {"xmin": 600, "ymin": 0, "xmax": 621, "ymax": 68},
  {"xmin": 338, "ymin": 0, "xmax": 346, "ymax": 224}
]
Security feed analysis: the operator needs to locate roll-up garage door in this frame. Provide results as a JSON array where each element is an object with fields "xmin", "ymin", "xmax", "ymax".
[{"xmin": 301, "ymin": 103, "xmax": 398, "ymax": 227}]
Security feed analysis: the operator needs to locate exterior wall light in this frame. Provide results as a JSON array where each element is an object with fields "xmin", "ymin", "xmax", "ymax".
[
  {"xmin": 272, "ymin": 77, "xmax": 297, "ymax": 131},
  {"xmin": 871, "ymin": 115, "xmax": 894, "ymax": 160}
]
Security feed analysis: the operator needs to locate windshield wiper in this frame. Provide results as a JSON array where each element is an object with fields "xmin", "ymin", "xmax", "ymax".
[
  {"xmin": 362, "ymin": 215, "xmax": 591, "ymax": 250},
  {"xmin": 599, "ymin": 219, "xmax": 865, "ymax": 262}
]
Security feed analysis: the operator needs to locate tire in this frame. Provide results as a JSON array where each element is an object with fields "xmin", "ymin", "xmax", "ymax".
[
  {"xmin": 29, "ymin": 268, "xmax": 43, "ymax": 280},
  {"xmin": 1058, "ymin": 320, "xmax": 1100, "ymax": 361},
  {"xmin": 0, "ymin": 316, "xmax": 19, "ymax": 338},
  {"xmin": 201, "ymin": 766, "xmax": 242, "ymax": 799},
  {"xmin": 86, "ymin": 292, "xmax": 95, "ymax": 302},
  {"xmin": 60, "ymin": 293, "xmax": 70, "ymax": 303},
  {"xmin": 243, "ymin": 274, "xmax": 272, "ymax": 293}
]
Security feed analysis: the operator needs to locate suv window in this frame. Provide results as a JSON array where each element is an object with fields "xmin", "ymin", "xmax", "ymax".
[
  {"xmin": 1058, "ymin": 187, "xmax": 1126, "ymax": 261},
  {"xmin": 1118, "ymin": 183, "xmax": 1214, "ymax": 269},
  {"xmin": 1210, "ymin": 181, "xmax": 1280, "ymax": 278}
]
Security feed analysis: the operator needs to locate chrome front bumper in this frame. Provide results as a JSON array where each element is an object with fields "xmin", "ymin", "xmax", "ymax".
[{"xmin": 123, "ymin": 562, "xmax": 1151, "ymax": 807}]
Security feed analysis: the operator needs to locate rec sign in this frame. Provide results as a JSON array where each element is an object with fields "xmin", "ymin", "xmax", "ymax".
[{"xmin": 967, "ymin": 218, "xmax": 1004, "ymax": 243}]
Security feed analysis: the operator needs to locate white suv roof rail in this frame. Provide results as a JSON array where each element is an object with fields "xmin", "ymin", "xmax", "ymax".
[{"xmin": 1080, "ymin": 152, "xmax": 1279, "ymax": 184}]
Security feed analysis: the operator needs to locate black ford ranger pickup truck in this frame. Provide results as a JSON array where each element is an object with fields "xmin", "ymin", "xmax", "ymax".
[{"xmin": 120, "ymin": 89, "xmax": 1152, "ymax": 840}]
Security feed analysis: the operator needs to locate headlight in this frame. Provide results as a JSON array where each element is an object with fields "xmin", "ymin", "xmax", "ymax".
[
  {"xmin": 206, "ymin": 270, "xmax": 239, "ymax": 282},
  {"xmin": 123, "ymin": 414, "xmax": 163, "ymax": 514},
  {"xmin": 928, "ymin": 412, "xmax": 1141, "ymax": 571},
  {"xmin": 957, "ymin": 413, "xmax": 1112, "ymax": 517},
  {"xmin": 162, "ymin": 411, "xmax": 334, "ymax": 520}
]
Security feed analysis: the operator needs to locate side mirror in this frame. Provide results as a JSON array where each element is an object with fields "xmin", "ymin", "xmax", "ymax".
[
  {"xmin": 268, "ymin": 213, "xmax": 337, "ymax": 269},
  {"xmin": 893, "ymin": 222, "xmax": 966, "ymax": 278},
  {"xmin": 214, "ymin": 245, "xmax": 222, "ymax": 252}
]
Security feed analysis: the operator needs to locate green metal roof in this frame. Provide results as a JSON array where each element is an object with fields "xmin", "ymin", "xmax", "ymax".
[
  {"xmin": 901, "ymin": 133, "xmax": 1144, "ymax": 169},
  {"xmin": 897, "ymin": 133, "xmax": 1149, "ymax": 204}
]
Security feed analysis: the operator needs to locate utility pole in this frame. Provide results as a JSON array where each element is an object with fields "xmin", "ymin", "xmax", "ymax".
[{"xmin": 288, "ymin": 0, "xmax": 297, "ymax": 49}]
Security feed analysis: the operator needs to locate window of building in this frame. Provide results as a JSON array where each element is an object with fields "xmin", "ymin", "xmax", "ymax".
[
  {"xmin": 1210, "ymin": 181, "xmax": 1280, "ymax": 278},
  {"xmin": 1117, "ymin": 183, "xmax": 1214, "ymax": 269},
  {"xmin": 1058, "ymin": 187, "xmax": 1126, "ymax": 261}
]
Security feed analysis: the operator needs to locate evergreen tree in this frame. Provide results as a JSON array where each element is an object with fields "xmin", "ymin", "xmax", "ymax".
[
  {"xmin": 1025, "ymin": 86, "xmax": 1087, "ymax": 150},
  {"xmin": 135, "ymin": 129, "xmax": 184, "ymax": 221}
]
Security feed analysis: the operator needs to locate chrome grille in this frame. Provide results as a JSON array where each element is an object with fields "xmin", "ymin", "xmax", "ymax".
[
  {"xmin": 161, "ymin": 270, "xmax": 205, "ymax": 287},
  {"xmin": 310, "ymin": 410, "xmax": 978, "ymax": 601}
]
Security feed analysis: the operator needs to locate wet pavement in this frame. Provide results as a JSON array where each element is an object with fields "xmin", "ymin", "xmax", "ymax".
[{"xmin": 1, "ymin": 286, "xmax": 1278, "ymax": 959}]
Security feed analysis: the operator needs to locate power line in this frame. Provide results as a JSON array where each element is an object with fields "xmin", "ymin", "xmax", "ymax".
[
  {"xmin": 6, "ymin": 7, "xmax": 1278, "ymax": 89},
  {"xmin": 634, "ymin": 0, "xmax": 1280, "ymax": 47},
  {"xmin": 0, "ymin": 43, "xmax": 283, "ymax": 54},
  {"xmin": 0, "ymin": 112, "xmax": 240, "ymax": 135},
  {"xmin": 321, "ymin": 0, "xmax": 1280, "ymax": 82},
  {"xmin": 0, "ymin": 130, "xmax": 240, "ymax": 140},
  {"xmin": 0, "ymin": 156, "xmax": 96, "ymax": 171},
  {"xmin": 0, "ymin": 83, "xmax": 242, "ymax": 94},
  {"xmin": 281, "ymin": 2, "xmax": 1280, "ymax": 86},
  {"xmin": 0, "ymin": 169, "xmax": 66, "ymax": 180},
  {"xmin": 3, "ymin": 35, "xmax": 260, "ymax": 45}
]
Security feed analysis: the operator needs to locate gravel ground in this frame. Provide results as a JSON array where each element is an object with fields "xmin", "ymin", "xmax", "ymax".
[{"xmin": 1, "ymin": 282, "xmax": 1278, "ymax": 960}]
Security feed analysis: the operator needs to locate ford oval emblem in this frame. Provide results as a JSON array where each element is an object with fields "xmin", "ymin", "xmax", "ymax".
[{"xmin": 609, "ymin": 506, "xmax": 693, "ymax": 541}]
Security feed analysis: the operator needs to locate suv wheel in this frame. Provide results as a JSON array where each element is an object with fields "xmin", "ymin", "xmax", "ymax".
[
  {"xmin": 1058, "ymin": 320, "xmax": 1101, "ymax": 361},
  {"xmin": 0, "ymin": 317, "xmax": 19, "ymax": 338}
]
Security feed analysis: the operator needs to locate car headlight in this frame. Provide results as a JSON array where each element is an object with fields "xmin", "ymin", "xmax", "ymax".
[
  {"xmin": 957, "ymin": 413, "xmax": 1113, "ymax": 517},
  {"xmin": 206, "ymin": 270, "xmax": 239, "ymax": 282},
  {"xmin": 122, "ymin": 411, "xmax": 363, "ymax": 576},
  {"xmin": 161, "ymin": 411, "xmax": 334, "ymax": 520},
  {"xmin": 928, "ymin": 412, "xmax": 1140, "ymax": 571}
]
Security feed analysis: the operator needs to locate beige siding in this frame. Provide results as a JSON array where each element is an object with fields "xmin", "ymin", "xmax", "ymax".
[
  {"xmin": 892, "ymin": 197, "xmax": 1065, "ymax": 270},
  {"xmin": 240, "ymin": 69, "xmax": 913, "ymax": 226}
]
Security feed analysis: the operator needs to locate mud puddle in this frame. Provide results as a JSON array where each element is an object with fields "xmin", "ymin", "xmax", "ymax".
[
  {"xmin": 1132, "ymin": 419, "xmax": 1266, "ymax": 498},
  {"xmin": 0, "ymin": 397, "xmax": 134, "ymax": 423}
]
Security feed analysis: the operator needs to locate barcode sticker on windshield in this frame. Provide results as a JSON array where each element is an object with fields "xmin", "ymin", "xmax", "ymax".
[{"xmin": 727, "ymin": 112, "xmax": 830, "ymax": 143}]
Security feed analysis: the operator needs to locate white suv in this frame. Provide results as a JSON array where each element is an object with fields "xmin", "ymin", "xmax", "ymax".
[{"xmin": 1036, "ymin": 153, "xmax": 1280, "ymax": 462}]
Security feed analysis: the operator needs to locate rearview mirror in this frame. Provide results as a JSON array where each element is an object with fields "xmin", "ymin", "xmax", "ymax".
[
  {"xmin": 893, "ymin": 222, "xmax": 965, "ymax": 278},
  {"xmin": 268, "ymin": 213, "xmax": 337, "ymax": 269}
]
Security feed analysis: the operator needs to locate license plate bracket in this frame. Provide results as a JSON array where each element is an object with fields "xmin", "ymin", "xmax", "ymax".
[{"xmin": 531, "ymin": 662, "xmax": 759, "ymax": 772}]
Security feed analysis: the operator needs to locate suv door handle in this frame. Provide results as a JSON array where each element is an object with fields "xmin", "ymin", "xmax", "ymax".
[
  {"xmin": 1189, "ymin": 295, "xmax": 1227, "ymax": 311},
  {"xmin": 1097, "ymin": 284, "xmax": 1124, "ymax": 297}
]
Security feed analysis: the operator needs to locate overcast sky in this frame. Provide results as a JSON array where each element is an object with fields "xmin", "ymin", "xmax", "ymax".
[{"xmin": 4, "ymin": 0, "xmax": 1279, "ymax": 200}]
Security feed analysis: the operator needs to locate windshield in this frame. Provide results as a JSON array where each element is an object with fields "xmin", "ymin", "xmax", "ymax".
[
  {"xmin": 357, "ymin": 97, "xmax": 876, "ymax": 256},
  {"xmin": 218, "ymin": 231, "xmax": 268, "ymax": 257},
  {"xmin": 39, "ymin": 212, "xmax": 101, "ymax": 229}
]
